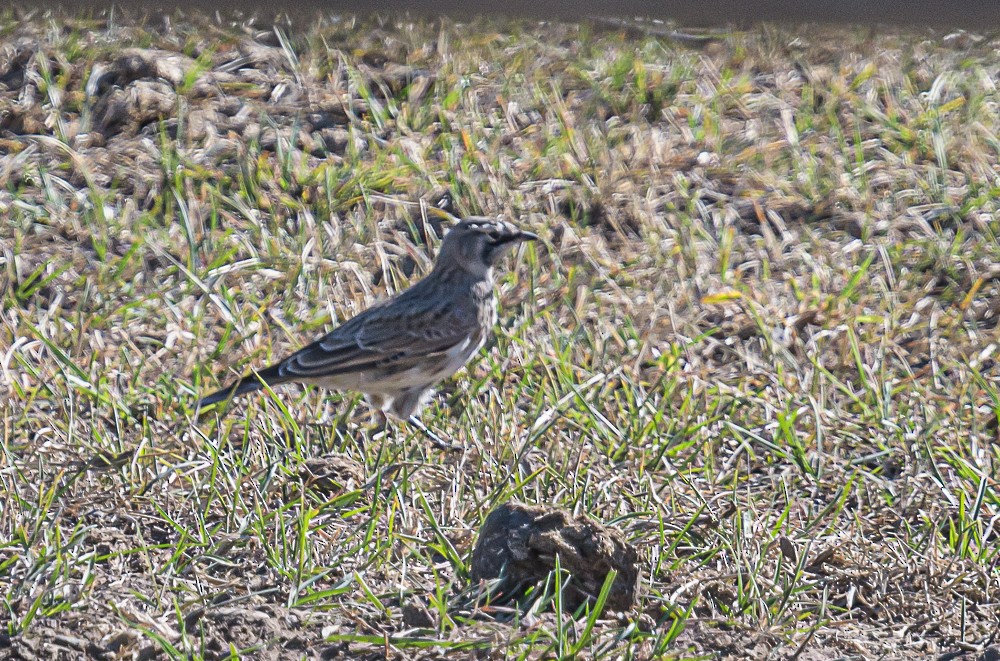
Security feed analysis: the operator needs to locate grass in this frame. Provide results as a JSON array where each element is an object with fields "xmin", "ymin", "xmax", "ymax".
[{"xmin": 2, "ymin": 9, "xmax": 1000, "ymax": 659}]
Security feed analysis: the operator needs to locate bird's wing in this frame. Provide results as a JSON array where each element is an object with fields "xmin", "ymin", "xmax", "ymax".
[{"xmin": 275, "ymin": 297, "xmax": 480, "ymax": 380}]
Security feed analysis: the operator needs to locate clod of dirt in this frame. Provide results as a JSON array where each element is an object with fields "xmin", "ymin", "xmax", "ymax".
[
  {"xmin": 0, "ymin": 44, "xmax": 35, "ymax": 90},
  {"xmin": 401, "ymin": 599, "xmax": 437, "ymax": 629},
  {"xmin": 0, "ymin": 103, "xmax": 46, "ymax": 135},
  {"xmin": 95, "ymin": 80, "xmax": 176, "ymax": 136},
  {"xmin": 469, "ymin": 501, "xmax": 640, "ymax": 612},
  {"xmin": 298, "ymin": 455, "xmax": 365, "ymax": 497},
  {"xmin": 981, "ymin": 646, "xmax": 1000, "ymax": 661},
  {"xmin": 91, "ymin": 48, "xmax": 197, "ymax": 93}
]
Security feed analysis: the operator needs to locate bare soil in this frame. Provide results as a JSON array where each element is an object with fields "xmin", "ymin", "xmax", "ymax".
[{"xmin": 2, "ymin": 8, "xmax": 1000, "ymax": 660}]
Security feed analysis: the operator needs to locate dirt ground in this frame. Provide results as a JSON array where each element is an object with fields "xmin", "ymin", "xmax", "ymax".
[{"xmin": 2, "ymin": 7, "xmax": 1000, "ymax": 660}]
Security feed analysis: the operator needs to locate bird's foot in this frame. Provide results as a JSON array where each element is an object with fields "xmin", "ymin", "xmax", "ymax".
[{"xmin": 407, "ymin": 416, "xmax": 463, "ymax": 452}]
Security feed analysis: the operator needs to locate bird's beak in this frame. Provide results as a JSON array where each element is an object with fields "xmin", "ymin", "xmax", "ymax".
[{"xmin": 517, "ymin": 230, "xmax": 539, "ymax": 242}]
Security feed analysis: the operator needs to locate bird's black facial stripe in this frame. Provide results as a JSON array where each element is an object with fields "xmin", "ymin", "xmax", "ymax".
[
  {"xmin": 484, "ymin": 230, "xmax": 516, "ymax": 245},
  {"xmin": 483, "ymin": 236, "xmax": 511, "ymax": 258}
]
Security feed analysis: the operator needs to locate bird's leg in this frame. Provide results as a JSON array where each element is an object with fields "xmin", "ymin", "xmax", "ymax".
[
  {"xmin": 407, "ymin": 416, "xmax": 463, "ymax": 452},
  {"xmin": 358, "ymin": 395, "xmax": 389, "ymax": 440},
  {"xmin": 370, "ymin": 409, "xmax": 389, "ymax": 435}
]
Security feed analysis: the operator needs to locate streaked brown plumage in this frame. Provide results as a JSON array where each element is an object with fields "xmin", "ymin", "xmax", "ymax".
[{"xmin": 196, "ymin": 217, "xmax": 537, "ymax": 423}]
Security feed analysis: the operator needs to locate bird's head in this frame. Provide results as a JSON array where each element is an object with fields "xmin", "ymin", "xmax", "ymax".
[{"xmin": 435, "ymin": 217, "xmax": 538, "ymax": 277}]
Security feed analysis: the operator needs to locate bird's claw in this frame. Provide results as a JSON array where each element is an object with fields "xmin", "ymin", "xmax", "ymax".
[{"xmin": 408, "ymin": 416, "xmax": 464, "ymax": 452}]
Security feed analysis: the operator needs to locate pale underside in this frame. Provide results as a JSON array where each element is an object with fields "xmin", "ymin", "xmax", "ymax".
[{"xmin": 302, "ymin": 327, "xmax": 489, "ymax": 419}]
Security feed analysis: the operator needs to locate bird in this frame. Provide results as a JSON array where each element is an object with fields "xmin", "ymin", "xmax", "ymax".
[{"xmin": 195, "ymin": 216, "xmax": 538, "ymax": 448}]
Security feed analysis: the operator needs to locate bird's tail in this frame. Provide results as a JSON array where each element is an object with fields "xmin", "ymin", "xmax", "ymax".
[{"xmin": 197, "ymin": 364, "xmax": 285, "ymax": 408}]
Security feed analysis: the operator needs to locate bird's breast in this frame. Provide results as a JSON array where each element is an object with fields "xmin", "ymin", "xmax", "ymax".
[{"xmin": 473, "ymin": 286, "xmax": 497, "ymax": 326}]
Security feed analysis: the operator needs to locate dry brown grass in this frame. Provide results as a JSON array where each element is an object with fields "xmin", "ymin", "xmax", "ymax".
[{"xmin": 2, "ymin": 9, "xmax": 1000, "ymax": 659}]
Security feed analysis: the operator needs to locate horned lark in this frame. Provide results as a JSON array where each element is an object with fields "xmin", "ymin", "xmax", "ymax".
[{"xmin": 196, "ymin": 217, "xmax": 537, "ymax": 446}]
